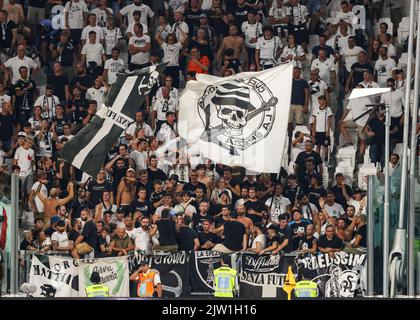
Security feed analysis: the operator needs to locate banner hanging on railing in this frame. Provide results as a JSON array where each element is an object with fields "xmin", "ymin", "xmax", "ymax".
[{"xmin": 189, "ymin": 250, "xmax": 222, "ymax": 294}]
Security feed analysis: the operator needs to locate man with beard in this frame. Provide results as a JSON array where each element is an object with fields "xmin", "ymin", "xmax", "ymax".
[
  {"xmin": 192, "ymin": 199, "xmax": 213, "ymax": 232},
  {"xmin": 183, "ymin": 169, "xmax": 207, "ymax": 196},
  {"xmin": 36, "ymin": 182, "xmax": 74, "ymax": 225},
  {"xmin": 72, "ymin": 208, "xmax": 98, "ymax": 259},
  {"xmin": 69, "ymin": 187, "xmax": 91, "ymax": 221},
  {"xmin": 297, "ymin": 193, "xmax": 319, "ymax": 224},
  {"xmin": 131, "ymin": 215, "xmax": 157, "ymax": 252},
  {"xmin": 235, "ymin": 203, "xmax": 254, "ymax": 240},
  {"xmin": 70, "ymin": 62, "xmax": 94, "ymax": 97},
  {"xmin": 105, "ymin": 154, "xmax": 128, "ymax": 198}
]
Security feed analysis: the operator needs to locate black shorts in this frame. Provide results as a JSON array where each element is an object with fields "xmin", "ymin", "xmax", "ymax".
[{"xmin": 315, "ymin": 132, "xmax": 330, "ymax": 146}]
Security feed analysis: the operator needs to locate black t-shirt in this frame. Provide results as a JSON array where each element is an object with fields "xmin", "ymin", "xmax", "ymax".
[
  {"xmin": 222, "ymin": 220, "xmax": 245, "ymax": 251},
  {"xmin": 198, "ymin": 231, "xmax": 222, "ymax": 246},
  {"xmin": 283, "ymin": 185, "xmax": 300, "ymax": 206},
  {"xmin": 299, "ymin": 236, "xmax": 317, "ymax": 250},
  {"xmin": 183, "ymin": 181, "xmax": 207, "ymax": 196},
  {"xmin": 130, "ymin": 199, "xmax": 153, "ymax": 218},
  {"xmin": 94, "ymin": 234, "xmax": 107, "ymax": 257},
  {"xmin": 29, "ymin": 0, "xmax": 46, "ymax": 7},
  {"xmin": 188, "ymin": 40, "xmax": 213, "ymax": 61},
  {"xmin": 67, "ymin": 98, "xmax": 88, "ymax": 123},
  {"xmin": 70, "ymin": 74, "xmax": 94, "ymax": 96},
  {"xmin": 228, "ymin": 4, "xmax": 251, "ymax": 29},
  {"xmin": 241, "ymin": 180, "xmax": 264, "ymax": 192},
  {"xmin": 350, "ymin": 62, "xmax": 374, "ymax": 88},
  {"xmin": 277, "ymin": 225, "xmax": 293, "ymax": 253},
  {"xmin": 52, "ymin": 116, "xmax": 70, "ymax": 136},
  {"xmin": 111, "ymin": 165, "xmax": 128, "ymax": 194},
  {"xmin": 13, "ymin": 79, "xmax": 36, "ymax": 112},
  {"xmin": 0, "ymin": 114, "xmax": 19, "ymax": 141},
  {"xmin": 0, "ymin": 20, "xmax": 17, "ymax": 48},
  {"xmin": 367, "ymin": 117, "xmax": 386, "ymax": 145},
  {"xmin": 311, "ymin": 45, "xmax": 335, "ymax": 58},
  {"xmin": 184, "ymin": 8, "xmax": 204, "ymax": 35},
  {"xmin": 222, "ymin": 58, "xmax": 242, "ymax": 73},
  {"xmin": 289, "ymin": 220, "xmax": 309, "ymax": 251},
  {"xmin": 87, "ymin": 180, "xmax": 113, "ymax": 206},
  {"xmin": 192, "ymin": 212, "xmax": 214, "ymax": 232},
  {"xmin": 150, "ymin": 191, "xmax": 164, "ymax": 207},
  {"xmin": 330, "ymin": 185, "xmax": 353, "ymax": 210},
  {"xmin": 307, "ymin": 186, "xmax": 327, "ymax": 210},
  {"xmin": 291, "ymin": 79, "xmax": 309, "ymax": 105},
  {"xmin": 70, "ymin": 199, "xmax": 92, "ymax": 220},
  {"xmin": 136, "ymin": 180, "xmax": 154, "ymax": 198},
  {"xmin": 20, "ymin": 239, "xmax": 33, "ymax": 250},
  {"xmin": 244, "ymin": 199, "xmax": 265, "ymax": 224},
  {"xmin": 356, "ymin": 224, "xmax": 367, "ymax": 247},
  {"xmin": 295, "ymin": 150, "xmax": 323, "ymax": 179},
  {"xmin": 68, "ymin": 229, "xmax": 80, "ymax": 242},
  {"xmin": 82, "ymin": 220, "xmax": 98, "ymax": 248},
  {"xmin": 176, "ymin": 226, "xmax": 198, "ymax": 251},
  {"xmin": 47, "ymin": 73, "xmax": 69, "ymax": 102},
  {"xmin": 267, "ymin": 234, "xmax": 281, "ymax": 248},
  {"xmin": 53, "ymin": 40, "xmax": 75, "ymax": 67},
  {"xmin": 147, "ymin": 168, "xmax": 167, "ymax": 183},
  {"xmin": 318, "ymin": 234, "xmax": 343, "ymax": 250},
  {"xmin": 156, "ymin": 219, "xmax": 178, "ymax": 246}
]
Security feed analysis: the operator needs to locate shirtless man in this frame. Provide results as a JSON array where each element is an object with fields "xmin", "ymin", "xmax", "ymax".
[
  {"xmin": 217, "ymin": 25, "xmax": 248, "ymax": 68},
  {"xmin": 36, "ymin": 182, "xmax": 75, "ymax": 225},
  {"xmin": 116, "ymin": 168, "xmax": 137, "ymax": 207},
  {"xmin": 3, "ymin": 0, "xmax": 24, "ymax": 26},
  {"xmin": 236, "ymin": 203, "xmax": 254, "ymax": 238},
  {"xmin": 196, "ymin": 164, "xmax": 212, "ymax": 199}
]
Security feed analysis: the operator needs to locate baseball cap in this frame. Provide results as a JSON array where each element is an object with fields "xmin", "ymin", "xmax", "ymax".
[
  {"xmin": 199, "ymin": 13, "xmax": 208, "ymax": 19},
  {"xmin": 18, "ymin": 131, "xmax": 26, "ymax": 137},
  {"xmin": 127, "ymin": 168, "xmax": 135, "ymax": 173}
]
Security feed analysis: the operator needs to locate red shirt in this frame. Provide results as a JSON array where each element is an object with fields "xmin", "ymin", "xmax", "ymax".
[{"xmin": 187, "ymin": 55, "xmax": 210, "ymax": 74}]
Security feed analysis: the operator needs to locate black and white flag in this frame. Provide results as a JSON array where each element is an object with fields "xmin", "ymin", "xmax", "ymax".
[
  {"xmin": 178, "ymin": 63, "xmax": 293, "ymax": 173},
  {"xmin": 60, "ymin": 64, "xmax": 166, "ymax": 177}
]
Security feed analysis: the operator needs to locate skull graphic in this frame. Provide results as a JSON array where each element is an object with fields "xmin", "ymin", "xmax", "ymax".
[
  {"xmin": 216, "ymin": 104, "xmax": 249, "ymax": 136},
  {"xmin": 148, "ymin": 71, "xmax": 160, "ymax": 88}
]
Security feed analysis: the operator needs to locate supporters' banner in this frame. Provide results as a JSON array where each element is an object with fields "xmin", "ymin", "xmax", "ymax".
[
  {"xmin": 28, "ymin": 254, "xmax": 78, "ymax": 297},
  {"xmin": 60, "ymin": 64, "xmax": 166, "ymax": 177},
  {"xmin": 128, "ymin": 251, "xmax": 190, "ymax": 298},
  {"xmin": 78, "ymin": 256, "xmax": 130, "ymax": 297},
  {"xmin": 48, "ymin": 255, "xmax": 79, "ymax": 296},
  {"xmin": 296, "ymin": 251, "xmax": 367, "ymax": 298},
  {"xmin": 239, "ymin": 253, "xmax": 297, "ymax": 299},
  {"xmin": 178, "ymin": 63, "xmax": 293, "ymax": 173},
  {"xmin": 190, "ymin": 250, "xmax": 222, "ymax": 294}
]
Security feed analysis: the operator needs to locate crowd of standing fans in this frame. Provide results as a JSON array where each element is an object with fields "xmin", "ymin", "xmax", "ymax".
[{"xmin": 0, "ymin": 0, "xmax": 416, "ymax": 262}]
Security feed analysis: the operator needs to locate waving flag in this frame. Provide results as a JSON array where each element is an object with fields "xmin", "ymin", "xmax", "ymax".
[
  {"xmin": 178, "ymin": 63, "xmax": 293, "ymax": 173},
  {"xmin": 61, "ymin": 64, "xmax": 166, "ymax": 177}
]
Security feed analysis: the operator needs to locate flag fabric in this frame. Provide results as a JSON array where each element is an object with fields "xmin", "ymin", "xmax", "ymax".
[
  {"xmin": 60, "ymin": 64, "xmax": 166, "ymax": 177},
  {"xmin": 0, "ymin": 207, "xmax": 7, "ymax": 250},
  {"xmin": 178, "ymin": 63, "xmax": 294, "ymax": 173},
  {"xmin": 283, "ymin": 265, "xmax": 297, "ymax": 300}
]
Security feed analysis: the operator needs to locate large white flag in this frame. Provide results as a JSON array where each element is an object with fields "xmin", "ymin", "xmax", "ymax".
[{"xmin": 178, "ymin": 63, "xmax": 293, "ymax": 173}]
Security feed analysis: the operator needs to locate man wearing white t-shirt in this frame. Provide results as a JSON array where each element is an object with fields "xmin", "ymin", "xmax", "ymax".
[
  {"xmin": 29, "ymin": 172, "xmax": 48, "ymax": 219},
  {"xmin": 151, "ymin": 86, "xmax": 179, "ymax": 133},
  {"xmin": 241, "ymin": 11, "xmax": 263, "ymax": 67},
  {"xmin": 340, "ymin": 36, "xmax": 364, "ymax": 73},
  {"xmin": 81, "ymin": 14, "xmax": 104, "ymax": 45},
  {"xmin": 171, "ymin": 10, "xmax": 189, "ymax": 42},
  {"xmin": 321, "ymin": 192, "xmax": 345, "ymax": 219},
  {"xmin": 92, "ymin": 0, "xmax": 113, "ymax": 28},
  {"xmin": 13, "ymin": 137, "xmax": 35, "ymax": 180},
  {"xmin": 3, "ymin": 45, "xmax": 39, "ymax": 84},
  {"xmin": 125, "ymin": 111, "xmax": 154, "ymax": 141},
  {"xmin": 375, "ymin": 46, "xmax": 396, "ymax": 87},
  {"xmin": 128, "ymin": 23, "xmax": 151, "ymax": 71},
  {"xmin": 265, "ymin": 183, "xmax": 291, "ymax": 224},
  {"xmin": 131, "ymin": 216, "xmax": 156, "ymax": 251},
  {"xmin": 51, "ymin": 220, "xmax": 73, "ymax": 252},
  {"xmin": 102, "ymin": 18, "xmax": 123, "ymax": 57},
  {"xmin": 308, "ymin": 69, "xmax": 329, "ymax": 112},
  {"xmin": 103, "ymin": 48, "xmax": 125, "ymax": 85},
  {"xmin": 81, "ymin": 31, "xmax": 106, "ymax": 68},
  {"xmin": 380, "ymin": 78, "xmax": 404, "ymax": 120},
  {"xmin": 130, "ymin": 138, "xmax": 148, "ymax": 175},
  {"xmin": 64, "ymin": 0, "xmax": 88, "ymax": 47},
  {"xmin": 255, "ymin": 25, "xmax": 282, "ymax": 71},
  {"xmin": 86, "ymin": 76, "xmax": 109, "ymax": 111},
  {"xmin": 311, "ymin": 48, "xmax": 336, "ymax": 88},
  {"xmin": 119, "ymin": 0, "xmax": 154, "ymax": 28}
]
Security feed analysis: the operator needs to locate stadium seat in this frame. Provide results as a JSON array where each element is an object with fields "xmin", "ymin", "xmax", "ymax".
[{"xmin": 375, "ymin": 18, "xmax": 393, "ymax": 37}]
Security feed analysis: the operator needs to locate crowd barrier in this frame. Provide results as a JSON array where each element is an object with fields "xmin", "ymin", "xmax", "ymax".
[{"xmin": 20, "ymin": 249, "xmax": 367, "ymax": 299}]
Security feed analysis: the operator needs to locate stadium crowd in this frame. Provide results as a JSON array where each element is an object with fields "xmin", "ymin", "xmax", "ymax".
[{"xmin": 0, "ymin": 0, "xmax": 416, "ymax": 263}]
